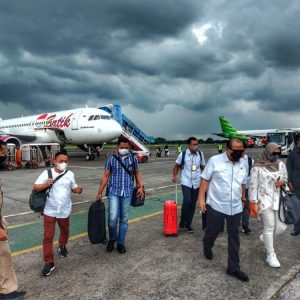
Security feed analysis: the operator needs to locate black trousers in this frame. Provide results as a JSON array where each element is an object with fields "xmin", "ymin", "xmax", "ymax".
[
  {"xmin": 203, "ymin": 205, "xmax": 242, "ymax": 272},
  {"xmin": 180, "ymin": 185, "xmax": 199, "ymax": 228}
]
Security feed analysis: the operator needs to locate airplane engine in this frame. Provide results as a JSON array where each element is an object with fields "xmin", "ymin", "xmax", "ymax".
[
  {"xmin": 0, "ymin": 136, "xmax": 21, "ymax": 147},
  {"xmin": 77, "ymin": 143, "xmax": 104, "ymax": 160}
]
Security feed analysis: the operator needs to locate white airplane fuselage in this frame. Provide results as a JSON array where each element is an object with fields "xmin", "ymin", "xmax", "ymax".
[{"xmin": 0, "ymin": 107, "xmax": 122, "ymax": 146}]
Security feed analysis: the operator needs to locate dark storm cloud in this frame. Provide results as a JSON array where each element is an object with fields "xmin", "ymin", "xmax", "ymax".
[{"xmin": 0, "ymin": 0, "xmax": 300, "ymax": 137}]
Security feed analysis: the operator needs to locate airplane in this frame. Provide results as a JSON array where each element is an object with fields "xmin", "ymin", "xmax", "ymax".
[
  {"xmin": 0, "ymin": 107, "xmax": 122, "ymax": 160},
  {"xmin": 214, "ymin": 115, "xmax": 300, "ymax": 143}
]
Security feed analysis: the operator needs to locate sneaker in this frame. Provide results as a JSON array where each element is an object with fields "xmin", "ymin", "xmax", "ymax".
[
  {"xmin": 117, "ymin": 243, "xmax": 126, "ymax": 254},
  {"xmin": 58, "ymin": 245, "xmax": 68, "ymax": 258},
  {"xmin": 226, "ymin": 269, "xmax": 249, "ymax": 282},
  {"xmin": 41, "ymin": 263, "xmax": 55, "ymax": 276},
  {"xmin": 266, "ymin": 253, "xmax": 280, "ymax": 268},
  {"xmin": 203, "ymin": 246, "xmax": 213, "ymax": 260},
  {"xmin": 185, "ymin": 227, "xmax": 194, "ymax": 233},
  {"xmin": 0, "ymin": 291, "xmax": 26, "ymax": 299},
  {"xmin": 106, "ymin": 240, "xmax": 116, "ymax": 252}
]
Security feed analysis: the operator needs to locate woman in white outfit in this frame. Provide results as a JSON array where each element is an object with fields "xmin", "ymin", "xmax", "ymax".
[{"xmin": 249, "ymin": 142, "xmax": 287, "ymax": 268}]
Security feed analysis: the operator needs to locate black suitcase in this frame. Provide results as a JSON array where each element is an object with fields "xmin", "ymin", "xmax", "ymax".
[{"xmin": 88, "ymin": 201, "xmax": 107, "ymax": 244}]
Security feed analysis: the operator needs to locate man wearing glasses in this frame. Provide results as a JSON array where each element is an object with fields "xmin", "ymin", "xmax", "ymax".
[
  {"xmin": 197, "ymin": 138, "xmax": 249, "ymax": 282},
  {"xmin": 172, "ymin": 137, "xmax": 206, "ymax": 233}
]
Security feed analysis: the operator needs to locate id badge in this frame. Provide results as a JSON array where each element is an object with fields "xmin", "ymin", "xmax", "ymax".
[{"xmin": 192, "ymin": 164, "xmax": 197, "ymax": 171}]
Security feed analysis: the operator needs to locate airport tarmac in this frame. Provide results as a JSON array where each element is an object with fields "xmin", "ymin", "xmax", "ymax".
[{"xmin": 1, "ymin": 145, "xmax": 300, "ymax": 299}]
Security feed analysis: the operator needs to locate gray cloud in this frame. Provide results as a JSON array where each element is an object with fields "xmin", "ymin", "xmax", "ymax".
[{"xmin": 0, "ymin": 0, "xmax": 300, "ymax": 138}]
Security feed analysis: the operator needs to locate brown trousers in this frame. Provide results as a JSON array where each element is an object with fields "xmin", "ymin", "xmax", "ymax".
[{"xmin": 0, "ymin": 240, "xmax": 18, "ymax": 294}]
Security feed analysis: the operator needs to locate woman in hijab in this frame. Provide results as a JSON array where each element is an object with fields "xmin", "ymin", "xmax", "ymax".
[{"xmin": 249, "ymin": 142, "xmax": 287, "ymax": 268}]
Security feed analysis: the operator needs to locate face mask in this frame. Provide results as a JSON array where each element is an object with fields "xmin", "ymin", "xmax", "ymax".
[
  {"xmin": 57, "ymin": 162, "xmax": 68, "ymax": 172},
  {"xmin": 0, "ymin": 155, "xmax": 7, "ymax": 164},
  {"xmin": 230, "ymin": 151, "xmax": 243, "ymax": 162},
  {"xmin": 118, "ymin": 148, "xmax": 129, "ymax": 156},
  {"xmin": 268, "ymin": 154, "xmax": 279, "ymax": 162}
]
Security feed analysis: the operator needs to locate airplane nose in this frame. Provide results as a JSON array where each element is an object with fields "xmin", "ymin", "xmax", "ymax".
[{"xmin": 111, "ymin": 120, "xmax": 123, "ymax": 138}]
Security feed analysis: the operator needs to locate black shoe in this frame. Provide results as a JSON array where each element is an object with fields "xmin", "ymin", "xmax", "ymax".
[
  {"xmin": 185, "ymin": 227, "xmax": 194, "ymax": 233},
  {"xmin": 226, "ymin": 269, "xmax": 249, "ymax": 282},
  {"xmin": 179, "ymin": 222, "xmax": 185, "ymax": 230},
  {"xmin": 117, "ymin": 243, "xmax": 126, "ymax": 254},
  {"xmin": 0, "ymin": 291, "xmax": 26, "ymax": 299},
  {"xmin": 41, "ymin": 263, "xmax": 55, "ymax": 276},
  {"xmin": 58, "ymin": 245, "xmax": 68, "ymax": 258},
  {"xmin": 242, "ymin": 226, "xmax": 251, "ymax": 235},
  {"xmin": 203, "ymin": 247, "xmax": 213, "ymax": 260},
  {"xmin": 106, "ymin": 240, "xmax": 116, "ymax": 252},
  {"xmin": 291, "ymin": 230, "xmax": 300, "ymax": 236}
]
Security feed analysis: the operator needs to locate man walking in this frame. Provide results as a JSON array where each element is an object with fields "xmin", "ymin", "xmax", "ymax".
[
  {"xmin": 198, "ymin": 138, "xmax": 249, "ymax": 282},
  {"xmin": 172, "ymin": 137, "xmax": 205, "ymax": 233},
  {"xmin": 33, "ymin": 151, "xmax": 82, "ymax": 276},
  {"xmin": 287, "ymin": 133, "xmax": 300, "ymax": 236},
  {"xmin": 0, "ymin": 176, "xmax": 26, "ymax": 299},
  {"xmin": 241, "ymin": 142, "xmax": 254, "ymax": 234},
  {"xmin": 96, "ymin": 136, "xmax": 144, "ymax": 254}
]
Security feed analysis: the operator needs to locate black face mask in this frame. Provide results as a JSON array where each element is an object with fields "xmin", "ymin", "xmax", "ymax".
[
  {"xmin": 0, "ymin": 155, "xmax": 7, "ymax": 164},
  {"xmin": 230, "ymin": 151, "xmax": 243, "ymax": 162}
]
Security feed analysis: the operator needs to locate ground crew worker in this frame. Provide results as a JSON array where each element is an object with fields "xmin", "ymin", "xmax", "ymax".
[
  {"xmin": 217, "ymin": 144, "xmax": 223, "ymax": 154},
  {"xmin": 177, "ymin": 144, "xmax": 182, "ymax": 154}
]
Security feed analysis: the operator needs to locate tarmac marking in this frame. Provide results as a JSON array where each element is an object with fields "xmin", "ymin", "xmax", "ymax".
[
  {"xmin": 4, "ymin": 185, "xmax": 177, "ymax": 218},
  {"xmin": 11, "ymin": 209, "xmax": 167, "ymax": 257}
]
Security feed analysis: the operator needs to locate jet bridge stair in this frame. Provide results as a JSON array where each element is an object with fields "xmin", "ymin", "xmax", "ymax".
[{"xmin": 99, "ymin": 104, "xmax": 154, "ymax": 162}]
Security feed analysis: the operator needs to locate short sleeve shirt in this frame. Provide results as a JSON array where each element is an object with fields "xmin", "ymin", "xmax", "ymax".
[
  {"xmin": 201, "ymin": 152, "xmax": 247, "ymax": 215},
  {"xmin": 35, "ymin": 168, "xmax": 78, "ymax": 218}
]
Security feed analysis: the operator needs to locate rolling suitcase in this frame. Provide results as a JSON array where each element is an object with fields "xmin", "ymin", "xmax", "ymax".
[
  {"xmin": 164, "ymin": 183, "xmax": 178, "ymax": 237},
  {"xmin": 88, "ymin": 201, "xmax": 107, "ymax": 244}
]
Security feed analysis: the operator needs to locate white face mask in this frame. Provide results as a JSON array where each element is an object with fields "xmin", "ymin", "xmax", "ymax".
[
  {"xmin": 118, "ymin": 148, "xmax": 129, "ymax": 156},
  {"xmin": 57, "ymin": 162, "xmax": 68, "ymax": 172}
]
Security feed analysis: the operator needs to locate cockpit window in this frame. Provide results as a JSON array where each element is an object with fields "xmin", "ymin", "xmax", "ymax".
[
  {"xmin": 94, "ymin": 115, "xmax": 101, "ymax": 120},
  {"xmin": 101, "ymin": 115, "xmax": 110, "ymax": 120},
  {"xmin": 88, "ymin": 115, "xmax": 94, "ymax": 121}
]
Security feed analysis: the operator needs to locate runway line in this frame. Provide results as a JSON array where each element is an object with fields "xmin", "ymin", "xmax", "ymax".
[
  {"xmin": 11, "ymin": 210, "xmax": 166, "ymax": 257},
  {"xmin": 4, "ymin": 184, "xmax": 176, "ymax": 218}
]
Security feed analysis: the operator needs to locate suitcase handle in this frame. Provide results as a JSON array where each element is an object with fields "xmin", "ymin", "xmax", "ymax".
[{"xmin": 175, "ymin": 182, "xmax": 178, "ymax": 205}]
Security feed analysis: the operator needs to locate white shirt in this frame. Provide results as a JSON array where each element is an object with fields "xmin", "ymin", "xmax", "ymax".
[
  {"xmin": 176, "ymin": 149, "xmax": 206, "ymax": 189},
  {"xmin": 249, "ymin": 161, "xmax": 287, "ymax": 211},
  {"xmin": 35, "ymin": 168, "xmax": 78, "ymax": 218},
  {"xmin": 201, "ymin": 152, "xmax": 247, "ymax": 216}
]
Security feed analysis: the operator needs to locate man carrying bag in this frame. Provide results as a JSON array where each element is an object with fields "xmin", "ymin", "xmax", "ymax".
[{"xmin": 96, "ymin": 136, "xmax": 144, "ymax": 254}]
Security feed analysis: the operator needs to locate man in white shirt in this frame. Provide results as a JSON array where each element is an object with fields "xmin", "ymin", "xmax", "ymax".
[
  {"xmin": 33, "ymin": 151, "xmax": 82, "ymax": 277},
  {"xmin": 197, "ymin": 138, "xmax": 249, "ymax": 282},
  {"xmin": 172, "ymin": 137, "xmax": 205, "ymax": 233}
]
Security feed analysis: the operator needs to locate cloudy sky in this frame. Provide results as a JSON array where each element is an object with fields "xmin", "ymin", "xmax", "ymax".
[{"xmin": 0, "ymin": 0, "xmax": 300, "ymax": 139}]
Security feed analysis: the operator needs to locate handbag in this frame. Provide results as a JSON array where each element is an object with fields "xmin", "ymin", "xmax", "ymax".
[
  {"xmin": 29, "ymin": 170, "xmax": 68, "ymax": 213},
  {"xmin": 278, "ymin": 187, "xmax": 300, "ymax": 225},
  {"xmin": 113, "ymin": 154, "xmax": 145, "ymax": 207}
]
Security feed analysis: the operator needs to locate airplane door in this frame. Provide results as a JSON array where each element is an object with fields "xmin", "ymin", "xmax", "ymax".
[{"xmin": 71, "ymin": 111, "xmax": 82, "ymax": 130}]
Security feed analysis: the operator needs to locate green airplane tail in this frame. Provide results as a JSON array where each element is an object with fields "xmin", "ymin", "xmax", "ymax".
[{"xmin": 219, "ymin": 116, "xmax": 238, "ymax": 135}]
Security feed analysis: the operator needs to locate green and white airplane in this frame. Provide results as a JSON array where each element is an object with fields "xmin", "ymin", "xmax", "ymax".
[{"xmin": 214, "ymin": 116, "xmax": 267, "ymax": 141}]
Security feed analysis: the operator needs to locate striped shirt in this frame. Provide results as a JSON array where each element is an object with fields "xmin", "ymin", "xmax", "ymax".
[{"xmin": 105, "ymin": 153, "xmax": 139, "ymax": 197}]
